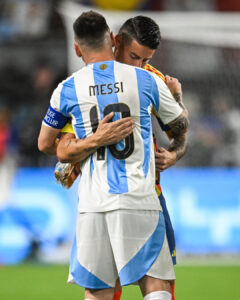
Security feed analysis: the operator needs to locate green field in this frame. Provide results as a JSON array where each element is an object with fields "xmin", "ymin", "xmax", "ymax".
[{"xmin": 0, "ymin": 264, "xmax": 240, "ymax": 300}]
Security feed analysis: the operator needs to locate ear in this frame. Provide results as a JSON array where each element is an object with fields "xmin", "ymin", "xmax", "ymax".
[
  {"xmin": 74, "ymin": 43, "xmax": 82, "ymax": 58},
  {"xmin": 115, "ymin": 34, "xmax": 122, "ymax": 49},
  {"xmin": 110, "ymin": 32, "xmax": 115, "ymax": 47}
]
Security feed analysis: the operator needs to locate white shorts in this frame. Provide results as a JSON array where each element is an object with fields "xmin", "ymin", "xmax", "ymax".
[{"xmin": 68, "ymin": 209, "xmax": 175, "ymax": 289}]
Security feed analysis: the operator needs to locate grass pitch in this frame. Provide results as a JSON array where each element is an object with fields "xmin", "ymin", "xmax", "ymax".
[{"xmin": 0, "ymin": 264, "xmax": 239, "ymax": 300}]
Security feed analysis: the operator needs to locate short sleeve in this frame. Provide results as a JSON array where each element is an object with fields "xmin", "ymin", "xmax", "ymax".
[
  {"xmin": 42, "ymin": 83, "xmax": 68, "ymax": 129},
  {"xmin": 49, "ymin": 83, "xmax": 63, "ymax": 112},
  {"xmin": 151, "ymin": 73, "xmax": 183, "ymax": 125}
]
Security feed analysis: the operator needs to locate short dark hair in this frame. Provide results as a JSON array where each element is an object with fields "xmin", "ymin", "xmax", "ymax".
[
  {"xmin": 118, "ymin": 16, "xmax": 161, "ymax": 49},
  {"xmin": 73, "ymin": 11, "xmax": 110, "ymax": 49}
]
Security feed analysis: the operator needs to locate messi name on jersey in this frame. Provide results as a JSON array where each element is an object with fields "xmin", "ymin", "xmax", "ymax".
[{"xmin": 89, "ymin": 82, "xmax": 123, "ymax": 96}]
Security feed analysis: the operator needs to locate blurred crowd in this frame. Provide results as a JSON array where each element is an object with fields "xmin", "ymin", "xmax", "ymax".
[{"xmin": 0, "ymin": 0, "xmax": 240, "ymax": 171}]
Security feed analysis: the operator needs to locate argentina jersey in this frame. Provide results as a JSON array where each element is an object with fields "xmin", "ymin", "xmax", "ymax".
[{"xmin": 45, "ymin": 60, "xmax": 182, "ymax": 212}]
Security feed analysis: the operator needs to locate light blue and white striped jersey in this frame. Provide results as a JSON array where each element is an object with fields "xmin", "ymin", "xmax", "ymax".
[{"xmin": 47, "ymin": 60, "xmax": 182, "ymax": 212}]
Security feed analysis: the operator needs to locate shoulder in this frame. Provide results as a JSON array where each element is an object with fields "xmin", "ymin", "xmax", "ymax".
[
  {"xmin": 133, "ymin": 65, "xmax": 156, "ymax": 82},
  {"xmin": 114, "ymin": 61, "xmax": 149, "ymax": 75},
  {"xmin": 53, "ymin": 74, "xmax": 75, "ymax": 94},
  {"xmin": 59, "ymin": 66, "xmax": 91, "ymax": 89},
  {"xmin": 144, "ymin": 64, "xmax": 166, "ymax": 83},
  {"xmin": 50, "ymin": 73, "xmax": 76, "ymax": 113}
]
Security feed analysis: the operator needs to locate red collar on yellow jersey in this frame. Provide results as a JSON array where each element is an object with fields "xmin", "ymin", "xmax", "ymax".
[{"xmin": 144, "ymin": 64, "xmax": 166, "ymax": 83}]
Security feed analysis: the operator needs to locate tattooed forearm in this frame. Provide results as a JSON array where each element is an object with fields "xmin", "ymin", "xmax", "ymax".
[
  {"xmin": 167, "ymin": 113, "xmax": 189, "ymax": 161},
  {"xmin": 85, "ymin": 146, "xmax": 98, "ymax": 153},
  {"xmin": 168, "ymin": 114, "xmax": 189, "ymax": 136},
  {"xmin": 168, "ymin": 133, "xmax": 187, "ymax": 161},
  {"xmin": 173, "ymin": 93, "xmax": 188, "ymax": 117},
  {"xmin": 67, "ymin": 139, "xmax": 98, "ymax": 158},
  {"xmin": 66, "ymin": 139, "xmax": 79, "ymax": 149},
  {"xmin": 66, "ymin": 139, "xmax": 72, "ymax": 148},
  {"xmin": 57, "ymin": 135, "xmax": 100, "ymax": 163}
]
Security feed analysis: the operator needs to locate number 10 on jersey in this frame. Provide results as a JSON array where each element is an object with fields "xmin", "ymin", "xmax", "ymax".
[{"xmin": 90, "ymin": 103, "xmax": 134, "ymax": 161}]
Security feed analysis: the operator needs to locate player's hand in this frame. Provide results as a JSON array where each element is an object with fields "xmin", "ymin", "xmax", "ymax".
[
  {"xmin": 95, "ymin": 112, "xmax": 135, "ymax": 146},
  {"xmin": 165, "ymin": 75, "xmax": 182, "ymax": 95},
  {"xmin": 55, "ymin": 161, "xmax": 81, "ymax": 188},
  {"xmin": 68, "ymin": 162, "xmax": 81, "ymax": 186},
  {"xmin": 155, "ymin": 147, "xmax": 177, "ymax": 172}
]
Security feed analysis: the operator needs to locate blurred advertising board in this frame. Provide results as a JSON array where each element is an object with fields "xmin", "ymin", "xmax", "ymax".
[
  {"xmin": 0, "ymin": 168, "xmax": 78, "ymax": 264},
  {"xmin": 161, "ymin": 168, "xmax": 240, "ymax": 254},
  {"xmin": 0, "ymin": 168, "xmax": 239, "ymax": 264}
]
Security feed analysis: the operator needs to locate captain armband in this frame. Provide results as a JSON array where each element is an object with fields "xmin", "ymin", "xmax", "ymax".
[{"xmin": 43, "ymin": 106, "xmax": 68, "ymax": 129}]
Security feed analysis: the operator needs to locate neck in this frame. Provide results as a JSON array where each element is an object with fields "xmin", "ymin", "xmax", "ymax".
[{"xmin": 83, "ymin": 49, "xmax": 115, "ymax": 65}]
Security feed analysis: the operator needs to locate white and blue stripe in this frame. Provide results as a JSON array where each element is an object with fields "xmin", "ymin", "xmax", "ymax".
[
  {"xmin": 70, "ymin": 235, "xmax": 111, "ymax": 289},
  {"xmin": 119, "ymin": 211, "xmax": 165, "ymax": 285},
  {"xmin": 60, "ymin": 76, "xmax": 87, "ymax": 139},
  {"xmin": 46, "ymin": 60, "xmax": 182, "ymax": 212},
  {"xmin": 93, "ymin": 61, "xmax": 128, "ymax": 194}
]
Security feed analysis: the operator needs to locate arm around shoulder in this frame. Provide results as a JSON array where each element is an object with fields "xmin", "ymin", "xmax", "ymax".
[
  {"xmin": 56, "ymin": 112, "xmax": 135, "ymax": 163},
  {"xmin": 57, "ymin": 133, "xmax": 100, "ymax": 164}
]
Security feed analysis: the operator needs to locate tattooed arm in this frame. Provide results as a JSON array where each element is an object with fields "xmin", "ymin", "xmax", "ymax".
[
  {"xmin": 165, "ymin": 75, "xmax": 188, "ymax": 118},
  {"xmin": 57, "ymin": 133, "xmax": 99, "ymax": 163},
  {"xmin": 167, "ymin": 114, "xmax": 188, "ymax": 158},
  {"xmin": 155, "ymin": 113, "xmax": 189, "ymax": 172},
  {"xmin": 57, "ymin": 112, "xmax": 135, "ymax": 163},
  {"xmin": 154, "ymin": 75, "xmax": 189, "ymax": 172}
]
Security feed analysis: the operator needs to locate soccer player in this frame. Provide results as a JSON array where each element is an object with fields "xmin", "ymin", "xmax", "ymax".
[
  {"xmin": 114, "ymin": 17, "xmax": 188, "ymax": 300},
  {"xmin": 115, "ymin": 16, "xmax": 187, "ymax": 171},
  {"xmin": 41, "ymin": 11, "xmax": 188, "ymax": 300},
  {"xmin": 55, "ymin": 16, "xmax": 187, "ymax": 300}
]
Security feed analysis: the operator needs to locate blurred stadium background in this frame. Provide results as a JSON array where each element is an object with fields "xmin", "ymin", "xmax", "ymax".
[{"xmin": 0, "ymin": 0, "xmax": 240, "ymax": 299}]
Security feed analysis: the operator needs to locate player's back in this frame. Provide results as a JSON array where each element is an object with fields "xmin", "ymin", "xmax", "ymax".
[{"xmin": 55, "ymin": 60, "xmax": 179, "ymax": 212}]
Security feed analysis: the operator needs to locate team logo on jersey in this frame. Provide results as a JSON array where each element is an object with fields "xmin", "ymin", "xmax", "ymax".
[{"xmin": 100, "ymin": 64, "xmax": 107, "ymax": 70}]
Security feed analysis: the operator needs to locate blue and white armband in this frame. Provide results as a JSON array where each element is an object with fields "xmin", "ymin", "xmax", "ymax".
[{"xmin": 43, "ymin": 106, "xmax": 68, "ymax": 129}]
